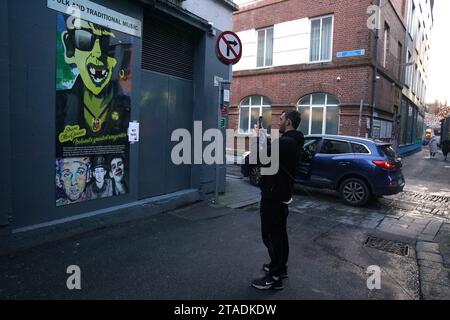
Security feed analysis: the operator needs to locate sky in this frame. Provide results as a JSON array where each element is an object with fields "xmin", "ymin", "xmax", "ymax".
[{"xmin": 426, "ymin": 0, "xmax": 450, "ymax": 104}]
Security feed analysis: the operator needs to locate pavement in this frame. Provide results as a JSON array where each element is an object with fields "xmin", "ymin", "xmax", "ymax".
[{"xmin": 0, "ymin": 149, "xmax": 449, "ymax": 300}]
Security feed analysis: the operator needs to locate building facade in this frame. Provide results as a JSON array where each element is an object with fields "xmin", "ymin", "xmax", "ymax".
[
  {"xmin": 228, "ymin": 0, "xmax": 432, "ymax": 156},
  {"xmin": 0, "ymin": 0, "xmax": 238, "ymax": 231},
  {"xmin": 398, "ymin": 0, "xmax": 433, "ymax": 155}
]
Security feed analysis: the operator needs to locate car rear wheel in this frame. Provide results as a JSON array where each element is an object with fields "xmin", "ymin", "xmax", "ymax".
[
  {"xmin": 249, "ymin": 165, "xmax": 262, "ymax": 186},
  {"xmin": 339, "ymin": 178, "xmax": 370, "ymax": 207}
]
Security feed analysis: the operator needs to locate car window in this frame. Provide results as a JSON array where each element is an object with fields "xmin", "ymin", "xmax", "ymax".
[
  {"xmin": 351, "ymin": 143, "xmax": 370, "ymax": 154},
  {"xmin": 304, "ymin": 138, "xmax": 320, "ymax": 153},
  {"xmin": 380, "ymin": 145, "xmax": 397, "ymax": 158},
  {"xmin": 320, "ymin": 139, "xmax": 350, "ymax": 154}
]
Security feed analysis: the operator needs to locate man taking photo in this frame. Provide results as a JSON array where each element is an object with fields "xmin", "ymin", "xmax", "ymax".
[{"xmin": 251, "ymin": 110, "xmax": 304, "ymax": 290}]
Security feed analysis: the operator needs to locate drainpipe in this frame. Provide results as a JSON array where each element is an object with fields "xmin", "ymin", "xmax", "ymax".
[{"xmin": 370, "ymin": 0, "xmax": 381, "ymax": 139}]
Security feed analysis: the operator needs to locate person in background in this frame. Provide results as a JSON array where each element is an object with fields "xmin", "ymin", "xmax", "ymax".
[
  {"xmin": 429, "ymin": 134, "xmax": 439, "ymax": 159},
  {"xmin": 441, "ymin": 136, "xmax": 450, "ymax": 161}
]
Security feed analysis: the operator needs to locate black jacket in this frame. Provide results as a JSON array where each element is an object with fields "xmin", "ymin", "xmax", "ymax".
[
  {"xmin": 442, "ymin": 140, "xmax": 450, "ymax": 154},
  {"xmin": 260, "ymin": 130, "xmax": 305, "ymax": 202}
]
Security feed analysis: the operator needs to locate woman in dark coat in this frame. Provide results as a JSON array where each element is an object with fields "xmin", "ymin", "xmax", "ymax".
[{"xmin": 442, "ymin": 139, "xmax": 450, "ymax": 161}]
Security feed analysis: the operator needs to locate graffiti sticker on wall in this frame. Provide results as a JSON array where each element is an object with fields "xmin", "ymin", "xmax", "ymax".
[{"xmin": 54, "ymin": 6, "xmax": 135, "ymax": 206}]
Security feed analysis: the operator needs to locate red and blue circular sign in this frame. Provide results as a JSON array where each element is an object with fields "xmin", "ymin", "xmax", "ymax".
[{"xmin": 216, "ymin": 31, "xmax": 242, "ymax": 65}]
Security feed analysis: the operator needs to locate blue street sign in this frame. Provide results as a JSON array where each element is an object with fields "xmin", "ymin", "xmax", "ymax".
[{"xmin": 336, "ymin": 49, "xmax": 365, "ymax": 58}]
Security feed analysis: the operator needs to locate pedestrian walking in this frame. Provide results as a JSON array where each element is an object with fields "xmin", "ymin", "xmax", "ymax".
[
  {"xmin": 429, "ymin": 135, "xmax": 439, "ymax": 159},
  {"xmin": 251, "ymin": 110, "xmax": 304, "ymax": 290}
]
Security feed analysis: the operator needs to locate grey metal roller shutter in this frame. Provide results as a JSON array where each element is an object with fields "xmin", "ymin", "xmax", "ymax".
[{"xmin": 142, "ymin": 13, "xmax": 195, "ymax": 80}]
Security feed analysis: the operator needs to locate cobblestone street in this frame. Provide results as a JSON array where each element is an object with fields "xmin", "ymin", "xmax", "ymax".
[{"xmin": 223, "ymin": 148, "xmax": 450, "ymax": 299}]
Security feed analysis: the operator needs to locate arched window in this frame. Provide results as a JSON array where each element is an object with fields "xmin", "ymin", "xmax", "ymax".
[
  {"xmin": 239, "ymin": 96, "xmax": 272, "ymax": 134},
  {"xmin": 297, "ymin": 93, "xmax": 340, "ymax": 135}
]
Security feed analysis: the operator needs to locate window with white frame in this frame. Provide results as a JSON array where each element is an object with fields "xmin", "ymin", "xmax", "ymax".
[
  {"xmin": 256, "ymin": 27, "xmax": 274, "ymax": 68},
  {"xmin": 297, "ymin": 93, "xmax": 340, "ymax": 135},
  {"xmin": 309, "ymin": 15, "xmax": 333, "ymax": 63},
  {"xmin": 239, "ymin": 96, "xmax": 272, "ymax": 134}
]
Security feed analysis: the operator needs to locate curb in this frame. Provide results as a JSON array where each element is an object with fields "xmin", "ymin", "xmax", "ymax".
[{"xmin": 416, "ymin": 241, "xmax": 450, "ymax": 300}]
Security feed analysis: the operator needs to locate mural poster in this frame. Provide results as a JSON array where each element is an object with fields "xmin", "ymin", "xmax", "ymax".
[{"xmin": 55, "ymin": 12, "xmax": 134, "ymax": 206}]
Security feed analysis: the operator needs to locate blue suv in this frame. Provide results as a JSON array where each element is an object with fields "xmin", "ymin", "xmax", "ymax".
[{"xmin": 241, "ymin": 135, "xmax": 405, "ymax": 206}]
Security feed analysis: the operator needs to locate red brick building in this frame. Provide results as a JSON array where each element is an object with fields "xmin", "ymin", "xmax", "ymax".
[{"xmin": 228, "ymin": 0, "xmax": 432, "ymax": 155}]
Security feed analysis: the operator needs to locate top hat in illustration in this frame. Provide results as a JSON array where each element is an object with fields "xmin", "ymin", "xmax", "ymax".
[{"xmin": 92, "ymin": 156, "xmax": 108, "ymax": 170}]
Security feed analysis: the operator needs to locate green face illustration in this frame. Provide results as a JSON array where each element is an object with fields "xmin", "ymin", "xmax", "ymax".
[
  {"xmin": 58, "ymin": 158, "xmax": 89, "ymax": 202},
  {"xmin": 63, "ymin": 19, "xmax": 117, "ymax": 96}
]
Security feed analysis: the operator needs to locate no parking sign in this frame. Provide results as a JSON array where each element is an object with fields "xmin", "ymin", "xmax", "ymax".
[{"xmin": 216, "ymin": 31, "xmax": 242, "ymax": 65}]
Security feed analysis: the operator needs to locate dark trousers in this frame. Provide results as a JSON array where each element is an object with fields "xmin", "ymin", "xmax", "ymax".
[{"xmin": 260, "ymin": 198, "xmax": 289, "ymax": 277}]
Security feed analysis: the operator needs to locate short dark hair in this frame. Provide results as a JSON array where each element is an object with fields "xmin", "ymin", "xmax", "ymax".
[{"xmin": 283, "ymin": 110, "xmax": 301, "ymax": 130}]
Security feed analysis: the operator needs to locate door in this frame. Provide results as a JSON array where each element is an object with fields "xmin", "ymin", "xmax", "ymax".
[
  {"xmin": 138, "ymin": 12, "xmax": 196, "ymax": 200},
  {"xmin": 296, "ymin": 137, "xmax": 321, "ymax": 183},
  {"xmin": 309, "ymin": 139, "xmax": 354, "ymax": 188}
]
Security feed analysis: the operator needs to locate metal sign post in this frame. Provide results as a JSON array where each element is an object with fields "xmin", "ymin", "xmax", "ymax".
[
  {"xmin": 213, "ymin": 79, "xmax": 231, "ymax": 205},
  {"xmin": 212, "ymin": 31, "xmax": 241, "ymax": 205}
]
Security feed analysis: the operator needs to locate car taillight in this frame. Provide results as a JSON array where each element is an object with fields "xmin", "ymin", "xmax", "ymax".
[{"xmin": 373, "ymin": 160, "xmax": 396, "ymax": 170}]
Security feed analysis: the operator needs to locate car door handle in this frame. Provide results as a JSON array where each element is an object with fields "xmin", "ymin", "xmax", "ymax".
[{"xmin": 339, "ymin": 161, "xmax": 350, "ymax": 166}]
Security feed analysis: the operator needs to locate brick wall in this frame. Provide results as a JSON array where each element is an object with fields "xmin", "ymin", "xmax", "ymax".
[{"xmin": 229, "ymin": 0, "xmax": 409, "ymax": 150}]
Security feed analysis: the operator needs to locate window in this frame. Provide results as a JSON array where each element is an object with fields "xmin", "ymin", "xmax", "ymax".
[
  {"xmin": 397, "ymin": 42, "xmax": 403, "ymax": 79},
  {"xmin": 416, "ymin": 21, "xmax": 422, "ymax": 51},
  {"xmin": 380, "ymin": 145, "xmax": 397, "ymax": 158},
  {"xmin": 297, "ymin": 93, "xmax": 340, "ymax": 135},
  {"xmin": 383, "ymin": 23, "xmax": 390, "ymax": 68},
  {"xmin": 304, "ymin": 138, "xmax": 320, "ymax": 154},
  {"xmin": 414, "ymin": 64, "xmax": 419, "ymax": 95},
  {"xmin": 405, "ymin": 50, "xmax": 412, "ymax": 87},
  {"xmin": 407, "ymin": 1, "xmax": 416, "ymax": 37},
  {"xmin": 418, "ymin": 72, "xmax": 422, "ymax": 100},
  {"xmin": 310, "ymin": 15, "xmax": 333, "ymax": 62},
  {"xmin": 373, "ymin": 120, "xmax": 393, "ymax": 140},
  {"xmin": 412, "ymin": 64, "xmax": 418, "ymax": 94},
  {"xmin": 320, "ymin": 140, "xmax": 350, "ymax": 154},
  {"xmin": 351, "ymin": 143, "xmax": 370, "ymax": 154},
  {"xmin": 257, "ymin": 27, "xmax": 273, "ymax": 68},
  {"xmin": 239, "ymin": 96, "xmax": 271, "ymax": 134}
]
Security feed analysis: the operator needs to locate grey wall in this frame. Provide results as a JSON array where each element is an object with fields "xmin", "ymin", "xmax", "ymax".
[
  {"xmin": 0, "ymin": 0, "xmax": 11, "ymax": 225},
  {"xmin": 192, "ymin": 29, "xmax": 230, "ymax": 198},
  {"xmin": 7, "ymin": 0, "xmax": 229, "ymax": 228},
  {"xmin": 182, "ymin": 0, "xmax": 234, "ymax": 31},
  {"xmin": 138, "ymin": 71, "xmax": 194, "ymax": 199}
]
